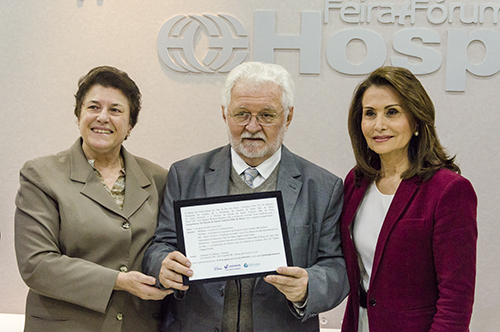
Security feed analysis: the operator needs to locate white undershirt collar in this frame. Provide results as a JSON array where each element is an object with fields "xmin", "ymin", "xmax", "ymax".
[{"xmin": 230, "ymin": 147, "xmax": 281, "ymax": 186}]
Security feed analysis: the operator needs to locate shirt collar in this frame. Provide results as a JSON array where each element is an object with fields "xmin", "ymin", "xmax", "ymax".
[
  {"xmin": 230, "ymin": 147, "xmax": 281, "ymax": 180},
  {"xmin": 87, "ymin": 159, "xmax": 126, "ymax": 175}
]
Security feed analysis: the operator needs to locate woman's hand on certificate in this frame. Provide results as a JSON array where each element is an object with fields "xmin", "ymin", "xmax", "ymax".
[
  {"xmin": 159, "ymin": 251, "xmax": 193, "ymax": 291},
  {"xmin": 264, "ymin": 266, "xmax": 309, "ymax": 303}
]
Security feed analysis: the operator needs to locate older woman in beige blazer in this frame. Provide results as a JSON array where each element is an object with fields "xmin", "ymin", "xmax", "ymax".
[{"xmin": 15, "ymin": 66, "xmax": 171, "ymax": 332}]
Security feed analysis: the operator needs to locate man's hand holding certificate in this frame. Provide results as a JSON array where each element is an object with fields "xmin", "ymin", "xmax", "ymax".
[{"xmin": 173, "ymin": 191, "xmax": 293, "ymax": 285}]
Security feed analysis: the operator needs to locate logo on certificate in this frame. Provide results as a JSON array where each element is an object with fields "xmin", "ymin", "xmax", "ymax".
[{"xmin": 224, "ymin": 264, "xmax": 242, "ymax": 271}]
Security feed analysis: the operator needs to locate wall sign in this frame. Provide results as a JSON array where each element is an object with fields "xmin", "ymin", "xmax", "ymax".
[{"xmin": 157, "ymin": 0, "xmax": 500, "ymax": 92}]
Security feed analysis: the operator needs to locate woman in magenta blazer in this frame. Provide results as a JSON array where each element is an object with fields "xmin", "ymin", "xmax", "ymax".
[{"xmin": 340, "ymin": 67, "xmax": 477, "ymax": 332}]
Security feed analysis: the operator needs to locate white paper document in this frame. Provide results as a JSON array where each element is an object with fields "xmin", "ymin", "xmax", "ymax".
[{"xmin": 174, "ymin": 192, "xmax": 292, "ymax": 284}]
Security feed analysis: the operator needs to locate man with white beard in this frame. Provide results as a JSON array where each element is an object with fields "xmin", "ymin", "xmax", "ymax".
[{"xmin": 143, "ymin": 62, "xmax": 349, "ymax": 332}]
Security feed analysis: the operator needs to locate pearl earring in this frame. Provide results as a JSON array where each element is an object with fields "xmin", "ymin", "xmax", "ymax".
[{"xmin": 414, "ymin": 131, "xmax": 419, "ymax": 136}]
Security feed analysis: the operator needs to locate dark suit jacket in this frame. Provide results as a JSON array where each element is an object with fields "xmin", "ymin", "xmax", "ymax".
[
  {"xmin": 143, "ymin": 145, "xmax": 349, "ymax": 332},
  {"xmin": 340, "ymin": 168, "xmax": 477, "ymax": 332},
  {"xmin": 15, "ymin": 138, "xmax": 167, "ymax": 332}
]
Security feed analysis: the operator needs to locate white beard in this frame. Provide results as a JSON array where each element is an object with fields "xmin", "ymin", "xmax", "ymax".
[{"xmin": 227, "ymin": 123, "xmax": 287, "ymax": 161}]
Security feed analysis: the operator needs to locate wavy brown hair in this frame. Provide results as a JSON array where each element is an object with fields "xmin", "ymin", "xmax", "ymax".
[
  {"xmin": 74, "ymin": 66, "xmax": 142, "ymax": 128},
  {"xmin": 348, "ymin": 66, "xmax": 460, "ymax": 185}
]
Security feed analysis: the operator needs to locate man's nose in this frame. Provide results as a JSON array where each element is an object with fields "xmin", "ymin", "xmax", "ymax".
[{"xmin": 245, "ymin": 115, "xmax": 262, "ymax": 132}]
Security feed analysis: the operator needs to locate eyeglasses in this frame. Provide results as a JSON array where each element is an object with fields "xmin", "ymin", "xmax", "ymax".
[{"xmin": 228, "ymin": 110, "xmax": 283, "ymax": 126}]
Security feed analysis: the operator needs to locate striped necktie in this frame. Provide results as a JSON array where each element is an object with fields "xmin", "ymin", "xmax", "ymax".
[{"xmin": 243, "ymin": 167, "xmax": 259, "ymax": 188}]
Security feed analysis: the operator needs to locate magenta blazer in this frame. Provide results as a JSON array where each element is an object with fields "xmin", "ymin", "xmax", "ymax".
[{"xmin": 340, "ymin": 168, "xmax": 477, "ymax": 332}]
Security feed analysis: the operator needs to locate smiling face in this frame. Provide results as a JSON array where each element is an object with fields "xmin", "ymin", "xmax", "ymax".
[
  {"xmin": 361, "ymin": 85, "xmax": 415, "ymax": 166},
  {"xmin": 78, "ymin": 84, "xmax": 132, "ymax": 160},
  {"xmin": 222, "ymin": 81, "xmax": 293, "ymax": 166}
]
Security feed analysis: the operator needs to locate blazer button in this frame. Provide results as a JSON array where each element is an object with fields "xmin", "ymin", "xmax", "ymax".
[
  {"xmin": 369, "ymin": 298, "xmax": 377, "ymax": 307},
  {"xmin": 116, "ymin": 312, "xmax": 123, "ymax": 321},
  {"xmin": 212, "ymin": 328, "xmax": 219, "ymax": 332},
  {"xmin": 120, "ymin": 266, "xmax": 128, "ymax": 272},
  {"xmin": 122, "ymin": 221, "xmax": 130, "ymax": 229},
  {"xmin": 219, "ymin": 287, "xmax": 224, "ymax": 297}
]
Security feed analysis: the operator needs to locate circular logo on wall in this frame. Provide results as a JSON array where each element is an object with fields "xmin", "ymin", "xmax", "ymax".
[{"xmin": 157, "ymin": 14, "xmax": 249, "ymax": 73}]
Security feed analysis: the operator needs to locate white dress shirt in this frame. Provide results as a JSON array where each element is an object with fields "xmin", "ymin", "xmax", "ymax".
[
  {"xmin": 230, "ymin": 147, "xmax": 281, "ymax": 188},
  {"xmin": 352, "ymin": 182, "xmax": 394, "ymax": 332}
]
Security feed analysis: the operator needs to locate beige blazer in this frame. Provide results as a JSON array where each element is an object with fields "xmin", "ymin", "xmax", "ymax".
[{"xmin": 15, "ymin": 138, "xmax": 167, "ymax": 332}]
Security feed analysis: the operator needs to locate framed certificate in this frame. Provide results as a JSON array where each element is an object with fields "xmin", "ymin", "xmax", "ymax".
[{"xmin": 174, "ymin": 191, "xmax": 293, "ymax": 285}]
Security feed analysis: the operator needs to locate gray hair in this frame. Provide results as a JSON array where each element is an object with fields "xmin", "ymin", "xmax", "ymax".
[{"xmin": 221, "ymin": 62, "xmax": 295, "ymax": 112}]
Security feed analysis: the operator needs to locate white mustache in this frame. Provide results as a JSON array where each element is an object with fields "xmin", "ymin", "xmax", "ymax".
[{"xmin": 241, "ymin": 132, "xmax": 266, "ymax": 141}]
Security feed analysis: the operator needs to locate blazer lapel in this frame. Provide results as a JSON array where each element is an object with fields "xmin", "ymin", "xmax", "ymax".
[
  {"xmin": 276, "ymin": 146, "xmax": 302, "ymax": 223},
  {"xmin": 204, "ymin": 145, "xmax": 232, "ymax": 197},
  {"xmin": 337, "ymin": 175, "xmax": 370, "ymax": 296},
  {"xmin": 121, "ymin": 147, "xmax": 150, "ymax": 219},
  {"xmin": 69, "ymin": 138, "xmax": 125, "ymax": 218},
  {"xmin": 370, "ymin": 177, "xmax": 419, "ymax": 284},
  {"xmin": 344, "ymin": 178, "xmax": 370, "ymax": 231}
]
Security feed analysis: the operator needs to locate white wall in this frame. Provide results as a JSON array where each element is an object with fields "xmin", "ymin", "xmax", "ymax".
[{"xmin": 0, "ymin": 1, "xmax": 498, "ymax": 331}]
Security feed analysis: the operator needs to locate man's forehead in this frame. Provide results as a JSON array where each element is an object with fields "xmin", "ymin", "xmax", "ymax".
[{"xmin": 232, "ymin": 80, "xmax": 281, "ymax": 95}]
